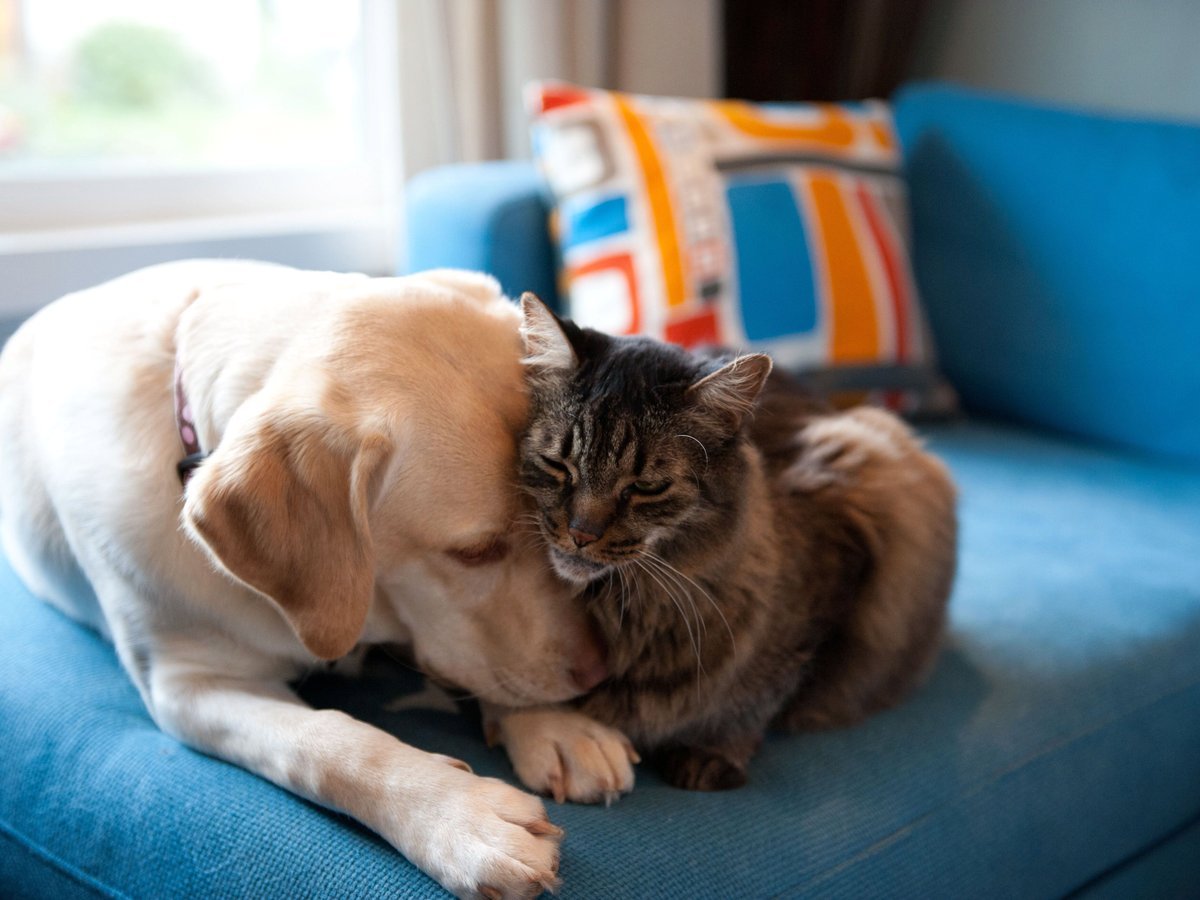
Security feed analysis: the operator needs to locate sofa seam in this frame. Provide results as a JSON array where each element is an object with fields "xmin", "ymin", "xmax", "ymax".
[
  {"xmin": 775, "ymin": 671, "xmax": 1200, "ymax": 896},
  {"xmin": 1061, "ymin": 808, "xmax": 1200, "ymax": 898},
  {"xmin": 0, "ymin": 815, "xmax": 130, "ymax": 899}
]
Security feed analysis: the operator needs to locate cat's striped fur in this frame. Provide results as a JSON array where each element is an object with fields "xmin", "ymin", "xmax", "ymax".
[{"xmin": 517, "ymin": 296, "xmax": 957, "ymax": 790}]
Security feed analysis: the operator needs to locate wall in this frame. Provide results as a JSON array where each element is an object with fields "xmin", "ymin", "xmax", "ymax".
[
  {"xmin": 912, "ymin": 0, "xmax": 1200, "ymax": 122},
  {"xmin": 615, "ymin": 0, "xmax": 721, "ymax": 99}
]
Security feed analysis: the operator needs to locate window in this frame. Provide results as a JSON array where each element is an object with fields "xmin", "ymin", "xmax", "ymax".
[
  {"xmin": 2, "ymin": 1, "xmax": 368, "ymax": 174},
  {"xmin": 0, "ymin": 0, "xmax": 399, "ymax": 317}
]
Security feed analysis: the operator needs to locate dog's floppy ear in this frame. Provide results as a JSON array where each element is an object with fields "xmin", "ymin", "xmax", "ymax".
[{"xmin": 183, "ymin": 406, "xmax": 391, "ymax": 660}]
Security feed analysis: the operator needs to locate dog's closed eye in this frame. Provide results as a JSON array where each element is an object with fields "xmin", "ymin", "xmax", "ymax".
[{"xmin": 446, "ymin": 539, "xmax": 509, "ymax": 567}]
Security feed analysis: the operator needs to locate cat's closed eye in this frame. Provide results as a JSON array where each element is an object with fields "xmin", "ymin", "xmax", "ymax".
[
  {"xmin": 538, "ymin": 454, "xmax": 573, "ymax": 481},
  {"xmin": 628, "ymin": 479, "xmax": 671, "ymax": 497}
]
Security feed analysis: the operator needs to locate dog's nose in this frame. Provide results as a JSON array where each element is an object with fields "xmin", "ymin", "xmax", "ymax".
[
  {"xmin": 568, "ymin": 522, "xmax": 602, "ymax": 547},
  {"xmin": 569, "ymin": 622, "xmax": 609, "ymax": 692}
]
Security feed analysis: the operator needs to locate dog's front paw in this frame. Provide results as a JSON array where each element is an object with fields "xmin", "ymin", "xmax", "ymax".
[
  {"xmin": 396, "ymin": 758, "xmax": 562, "ymax": 899},
  {"xmin": 492, "ymin": 707, "xmax": 639, "ymax": 805}
]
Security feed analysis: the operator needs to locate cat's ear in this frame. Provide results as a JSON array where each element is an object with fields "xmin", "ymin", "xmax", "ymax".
[
  {"xmin": 686, "ymin": 354, "xmax": 773, "ymax": 433},
  {"xmin": 519, "ymin": 293, "xmax": 577, "ymax": 376}
]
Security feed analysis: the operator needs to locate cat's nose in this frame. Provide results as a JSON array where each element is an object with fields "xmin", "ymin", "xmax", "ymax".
[{"xmin": 568, "ymin": 524, "xmax": 602, "ymax": 547}]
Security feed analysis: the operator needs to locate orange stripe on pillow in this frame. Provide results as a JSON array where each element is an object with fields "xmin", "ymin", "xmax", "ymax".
[
  {"xmin": 855, "ymin": 182, "xmax": 908, "ymax": 362},
  {"xmin": 713, "ymin": 101, "xmax": 855, "ymax": 148},
  {"xmin": 868, "ymin": 119, "xmax": 896, "ymax": 151},
  {"xmin": 808, "ymin": 173, "xmax": 879, "ymax": 363},
  {"xmin": 612, "ymin": 94, "xmax": 687, "ymax": 309}
]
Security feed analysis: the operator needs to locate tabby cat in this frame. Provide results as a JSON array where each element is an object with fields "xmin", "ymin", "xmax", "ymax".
[{"xmin": 500, "ymin": 296, "xmax": 957, "ymax": 793}]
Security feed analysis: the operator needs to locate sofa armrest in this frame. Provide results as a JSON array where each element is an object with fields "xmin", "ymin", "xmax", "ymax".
[{"xmin": 402, "ymin": 160, "xmax": 561, "ymax": 309}]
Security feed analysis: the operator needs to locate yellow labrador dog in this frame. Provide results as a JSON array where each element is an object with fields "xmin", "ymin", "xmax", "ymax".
[{"xmin": 0, "ymin": 260, "xmax": 610, "ymax": 899}]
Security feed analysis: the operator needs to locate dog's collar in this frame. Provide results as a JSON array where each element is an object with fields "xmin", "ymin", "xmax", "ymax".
[{"xmin": 174, "ymin": 362, "xmax": 210, "ymax": 485}]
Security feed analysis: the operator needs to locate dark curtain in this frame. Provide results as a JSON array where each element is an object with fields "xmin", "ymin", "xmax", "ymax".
[{"xmin": 723, "ymin": 0, "xmax": 931, "ymax": 101}]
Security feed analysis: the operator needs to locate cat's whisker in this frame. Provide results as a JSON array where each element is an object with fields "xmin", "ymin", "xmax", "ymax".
[
  {"xmin": 634, "ymin": 559, "xmax": 705, "ymax": 693},
  {"xmin": 633, "ymin": 556, "xmax": 705, "ymax": 696},
  {"xmin": 653, "ymin": 558, "xmax": 709, "ymax": 641},
  {"xmin": 614, "ymin": 565, "xmax": 630, "ymax": 635},
  {"xmin": 638, "ymin": 561, "xmax": 696, "ymax": 652},
  {"xmin": 675, "ymin": 433, "xmax": 710, "ymax": 473},
  {"xmin": 644, "ymin": 551, "xmax": 737, "ymax": 659},
  {"xmin": 508, "ymin": 514, "xmax": 557, "ymax": 556},
  {"xmin": 510, "ymin": 529, "xmax": 545, "ymax": 555},
  {"xmin": 649, "ymin": 565, "xmax": 711, "ymax": 705},
  {"xmin": 509, "ymin": 527, "xmax": 543, "ymax": 544},
  {"xmin": 511, "ymin": 513, "xmax": 546, "ymax": 532},
  {"xmin": 642, "ymin": 556, "xmax": 708, "ymax": 643}
]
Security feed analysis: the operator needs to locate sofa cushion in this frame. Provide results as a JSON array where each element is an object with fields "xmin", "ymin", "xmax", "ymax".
[
  {"xmin": 527, "ymin": 82, "xmax": 954, "ymax": 415},
  {"xmin": 896, "ymin": 83, "xmax": 1200, "ymax": 462},
  {"xmin": 2, "ymin": 420, "xmax": 1198, "ymax": 897}
]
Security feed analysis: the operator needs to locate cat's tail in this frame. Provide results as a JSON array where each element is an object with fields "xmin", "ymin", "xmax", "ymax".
[{"xmin": 774, "ymin": 406, "xmax": 958, "ymax": 732}]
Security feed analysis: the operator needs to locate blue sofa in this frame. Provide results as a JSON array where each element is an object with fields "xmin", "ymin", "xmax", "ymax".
[{"xmin": 3, "ymin": 84, "xmax": 1198, "ymax": 897}]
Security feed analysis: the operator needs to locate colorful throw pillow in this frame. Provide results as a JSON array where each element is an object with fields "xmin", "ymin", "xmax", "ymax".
[{"xmin": 528, "ymin": 82, "xmax": 955, "ymax": 414}]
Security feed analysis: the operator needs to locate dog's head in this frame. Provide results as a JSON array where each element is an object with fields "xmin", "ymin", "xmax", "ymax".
[{"xmin": 182, "ymin": 271, "xmax": 605, "ymax": 706}]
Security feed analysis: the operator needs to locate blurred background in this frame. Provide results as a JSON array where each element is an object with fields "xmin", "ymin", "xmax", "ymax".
[{"xmin": 1, "ymin": 0, "xmax": 1197, "ymax": 328}]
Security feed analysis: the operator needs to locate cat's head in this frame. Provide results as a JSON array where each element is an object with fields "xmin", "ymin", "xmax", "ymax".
[{"xmin": 517, "ymin": 294, "xmax": 772, "ymax": 584}]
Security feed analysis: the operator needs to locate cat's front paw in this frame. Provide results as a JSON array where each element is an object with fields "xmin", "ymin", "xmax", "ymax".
[
  {"xmin": 654, "ymin": 746, "xmax": 748, "ymax": 792},
  {"xmin": 490, "ymin": 706, "xmax": 639, "ymax": 805}
]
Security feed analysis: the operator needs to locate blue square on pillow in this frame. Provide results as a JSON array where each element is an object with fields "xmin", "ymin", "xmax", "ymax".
[
  {"xmin": 560, "ymin": 194, "xmax": 630, "ymax": 249},
  {"xmin": 724, "ymin": 173, "xmax": 817, "ymax": 341}
]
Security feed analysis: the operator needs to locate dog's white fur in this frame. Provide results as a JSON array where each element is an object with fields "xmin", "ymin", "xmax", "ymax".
[{"xmin": 0, "ymin": 260, "xmax": 606, "ymax": 899}]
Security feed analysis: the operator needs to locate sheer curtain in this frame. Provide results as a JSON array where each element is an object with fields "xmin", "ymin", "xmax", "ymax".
[{"xmin": 395, "ymin": 0, "xmax": 618, "ymax": 176}]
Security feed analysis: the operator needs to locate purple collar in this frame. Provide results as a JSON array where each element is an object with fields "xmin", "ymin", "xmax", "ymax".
[{"xmin": 174, "ymin": 362, "xmax": 210, "ymax": 485}]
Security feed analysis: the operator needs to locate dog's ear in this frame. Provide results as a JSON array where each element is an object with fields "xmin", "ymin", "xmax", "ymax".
[{"xmin": 183, "ymin": 407, "xmax": 391, "ymax": 660}]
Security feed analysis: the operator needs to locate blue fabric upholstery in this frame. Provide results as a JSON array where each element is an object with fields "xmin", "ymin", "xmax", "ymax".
[
  {"xmin": 3, "ymin": 421, "xmax": 1199, "ymax": 897},
  {"xmin": 894, "ymin": 84, "xmax": 1200, "ymax": 463},
  {"xmin": 1075, "ymin": 814, "xmax": 1200, "ymax": 899},
  {"xmin": 405, "ymin": 160, "xmax": 562, "ymax": 311}
]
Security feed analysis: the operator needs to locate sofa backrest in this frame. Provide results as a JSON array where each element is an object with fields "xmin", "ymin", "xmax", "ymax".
[
  {"xmin": 404, "ymin": 160, "xmax": 561, "ymax": 311},
  {"xmin": 895, "ymin": 83, "xmax": 1200, "ymax": 463}
]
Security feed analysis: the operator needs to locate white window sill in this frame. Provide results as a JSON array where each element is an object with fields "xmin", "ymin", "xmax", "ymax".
[{"xmin": 0, "ymin": 208, "xmax": 396, "ymax": 321}]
